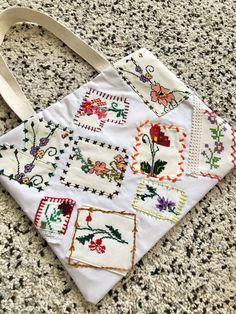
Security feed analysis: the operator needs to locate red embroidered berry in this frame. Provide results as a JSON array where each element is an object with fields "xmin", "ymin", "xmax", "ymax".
[
  {"xmin": 96, "ymin": 238, "xmax": 102, "ymax": 245},
  {"xmin": 86, "ymin": 213, "xmax": 92, "ymax": 222}
]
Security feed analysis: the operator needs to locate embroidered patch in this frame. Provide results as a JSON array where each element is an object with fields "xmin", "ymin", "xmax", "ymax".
[
  {"xmin": 187, "ymin": 97, "xmax": 236, "ymax": 180},
  {"xmin": 0, "ymin": 144, "xmax": 55, "ymax": 189},
  {"xmin": 34, "ymin": 196, "xmax": 76, "ymax": 243},
  {"xmin": 22, "ymin": 117, "xmax": 74, "ymax": 164},
  {"xmin": 60, "ymin": 137, "xmax": 129, "ymax": 198},
  {"xmin": 133, "ymin": 179, "xmax": 186, "ymax": 223},
  {"xmin": 67, "ymin": 207, "xmax": 137, "ymax": 274},
  {"xmin": 0, "ymin": 117, "xmax": 73, "ymax": 191},
  {"xmin": 73, "ymin": 88, "xmax": 129, "ymax": 132},
  {"xmin": 115, "ymin": 48, "xmax": 191, "ymax": 117},
  {"xmin": 131, "ymin": 120, "xmax": 187, "ymax": 182}
]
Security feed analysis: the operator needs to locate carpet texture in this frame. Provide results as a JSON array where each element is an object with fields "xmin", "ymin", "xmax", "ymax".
[{"xmin": 0, "ymin": 0, "xmax": 235, "ymax": 313}]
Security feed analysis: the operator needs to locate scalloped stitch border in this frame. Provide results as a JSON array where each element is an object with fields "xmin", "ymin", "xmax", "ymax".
[
  {"xmin": 67, "ymin": 207, "xmax": 137, "ymax": 271},
  {"xmin": 60, "ymin": 136, "xmax": 129, "ymax": 199},
  {"xmin": 132, "ymin": 179, "xmax": 186, "ymax": 223},
  {"xmin": 73, "ymin": 88, "xmax": 130, "ymax": 132},
  {"xmin": 131, "ymin": 120, "xmax": 187, "ymax": 182},
  {"xmin": 34, "ymin": 196, "xmax": 76, "ymax": 235}
]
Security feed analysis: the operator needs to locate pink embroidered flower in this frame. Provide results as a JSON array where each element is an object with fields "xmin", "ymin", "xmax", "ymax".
[
  {"xmin": 150, "ymin": 83, "xmax": 175, "ymax": 106},
  {"xmin": 86, "ymin": 213, "xmax": 92, "ymax": 222},
  {"xmin": 89, "ymin": 239, "xmax": 106, "ymax": 254},
  {"xmin": 89, "ymin": 161, "xmax": 110, "ymax": 176}
]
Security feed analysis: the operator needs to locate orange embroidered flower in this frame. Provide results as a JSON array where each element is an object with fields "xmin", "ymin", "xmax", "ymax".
[
  {"xmin": 89, "ymin": 161, "xmax": 110, "ymax": 176},
  {"xmin": 150, "ymin": 83, "xmax": 175, "ymax": 106},
  {"xmin": 36, "ymin": 150, "xmax": 45, "ymax": 159},
  {"xmin": 89, "ymin": 239, "xmax": 106, "ymax": 254},
  {"xmin": 116, "ymin": 162, "xmax": 126, "ymax": 172},
  {"xmin": 61, "ymin": 131, "xmax": 69, "ymax": 139},
  {"xmin": 21, "ymin": 177, "xmax": 30, "ymax": 185},
  {"xmin": 114, "ymin": 154, "xmax": 125, "ymax": 163}
]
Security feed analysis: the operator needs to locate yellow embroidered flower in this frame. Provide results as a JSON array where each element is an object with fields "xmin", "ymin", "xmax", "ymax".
[
  {"xmin": 36, "ymin": 150, "xmax": 45, "ymax": 159},
  {"xmin": 21, "ymin": 177, "xmax": 30, "ymax": 185}
]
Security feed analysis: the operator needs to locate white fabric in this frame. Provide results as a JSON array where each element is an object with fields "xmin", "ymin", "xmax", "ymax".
[{"xmin": 0, "ymin": 65, "xmax": 222, "ymax": 304}]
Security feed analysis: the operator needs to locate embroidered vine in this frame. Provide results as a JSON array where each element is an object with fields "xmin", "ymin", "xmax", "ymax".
[
  {"xmin": 201, "ymin": 112, "xmax": 227, "ymax": 170},
  {"xmin": 137, "ymin": 184, "xmax": 177, "ymax": 215},
  {"xmin": 80, "ymin": 99, "xmax": 125, "ymax": 120},
  {"xmin": 74, "ymin": 148, "xmax": 126, "ymax": 183},
  {"xmin": 0, "ymin": 118, "xmax": 73, "ymax": 191},
  {"xmin": 76, "ymin": 213, "xmax": 128, "ymax": 254},
  {"xmin": 120, "ymin": 57, "xmax": 190, "ymax": 109},
  {"xmin": 141, "ymin": 124, "xmax": 169, "ymax": 176}
]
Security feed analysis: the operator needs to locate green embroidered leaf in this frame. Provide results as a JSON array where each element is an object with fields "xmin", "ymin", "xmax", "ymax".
[
  {"xmin": 76, "ymin": 233, "xmax": 95, "ymax": 245},
  {"xmin": 146, "ymin": 184, "xmax": 157, "ymax": 195},
  {"xmin": 210, "ymin": 128, "xmax": 219, "ymax": 140},
  {"xmin": 0, "ymin": 169, "xmax": 4, "ymax": 175},
  {"xmin": 153, "ymin": 159, "xmax": 167, "ymax": 175},
  {"xmin": 9, "ymin": 174, "xmax": 14, "ymax": 180},
  {"xmin": 105, "ymin": 225, "xmax": 122, "ymax": 240},
  {"xmin": 140, "ymin": 161, "xmax": 151, "ymax": 173}
]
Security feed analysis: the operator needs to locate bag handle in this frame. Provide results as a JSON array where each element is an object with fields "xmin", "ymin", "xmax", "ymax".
[{"xmin": 0, "ymin": 7, "xmax": 111, "ymax": 120}]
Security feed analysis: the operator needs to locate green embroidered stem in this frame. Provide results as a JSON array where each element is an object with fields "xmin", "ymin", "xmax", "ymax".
[
  {"xmin": 106, "ymin": 102, "xmax": 125, "ymax": 118},
  {"xmin": 14, "ymin": 149, "xmax": 21, "ymax": 175}
]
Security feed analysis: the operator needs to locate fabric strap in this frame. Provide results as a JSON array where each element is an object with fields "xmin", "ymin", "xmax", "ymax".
[{"xmin": 0, "ymin": 7, "xmax": 111, "ymax": 120}]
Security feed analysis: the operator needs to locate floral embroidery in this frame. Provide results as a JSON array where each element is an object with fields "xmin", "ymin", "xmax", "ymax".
[
  {"xmin": 75, "ymin": 212, "xmax": 128, "ymax": 254},
  {"xmin": 115, "ymin": 49, "xmax": 191, "ymax": 117},
  {"xmin": 34, "ymin": 197, "xmax": 76, "ymax": 243},
  {"xmin": 67, "ymin": 207, "xmax": 137, "ymax": 273},
  {"xmin": 0, "ymin": 117, "xmax": 73, "ymax": 191},
  {"xmin": 131, "ymin": 120, "xmax": 187, "ymax": 182},
  {"xmin": 74, "ymin": 148, "xmax": 126, "ymax": 183},
  {"xmin": 74, "ymin": 88, "xmax": 129, "ymax": 132},
  {"xmin": 137, "ymin": 184, "xmax": 177, "ymax": 214},
  {"xmin": 187, "ymin": 102, "xmax": 236, "ymax": 180},
  {"xmin": 133, "ymin": 179, "xmax": 186, "ymax": 223},
  {"xmin": 61, "ymin": 137, "xmax": 129, "ymax": 198},
  {"xmin": 201, "ymin": 112, "xmax": 227, "ymax": 170}
]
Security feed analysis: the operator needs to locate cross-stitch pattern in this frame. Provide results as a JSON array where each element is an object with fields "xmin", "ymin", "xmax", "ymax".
[
  {"xmin": 131, "ymin": 120, "xmax": 187, "ymax": 182},
  {"xmin": 133, "ymin": 179, "xmax": 186, "ymax": 223},
  {"xmin": 187, "ymin": 103, "xmax": 236, "ymax": 180},
  {"xmin": 34, "ymin": 196, "xmax": 76, "ymax": 242},
  {"xmin": 60, "ymin": 137, "xmax": 129, "ymax": 198},
  {"xmin": 73, "ymin": 88, "xmax": 129, "ymax": 132},
  {"xmin": 67, "ymin": 207, "xmax": 137, "ymax": 274},
  {"xmin": 115, "ymin": 49, "xmax": 191, "ymax": 117},
  {"xmin": 0, "ymin": 117, "xmax": 73, "ymax": 191}
]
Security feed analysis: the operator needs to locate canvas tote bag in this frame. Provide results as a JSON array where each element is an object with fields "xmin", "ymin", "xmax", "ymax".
[{"xmin": 0, "ymin": 7, "xmax": 235, "ymax": 304}]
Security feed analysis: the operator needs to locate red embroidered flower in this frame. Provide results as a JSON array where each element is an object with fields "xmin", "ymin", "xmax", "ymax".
[
  {"xmin": 96, "ymin": 109, "xmax": 107, "ymax": 120},
  {"xmin": 86, "ymin": 213, "xmax": 92, "ymax": 222},
  {"xmin": 89, "ymin": 161, "xmax": 110, "ymax": 176},
  {"xmin": 150, "ymin": 83, "xmax": 175, "ymax": 106},
  {"xmin": 58, "ymin": 202, "xmax": 73, "ymax": 216},
  {"xmin": 89, "ymin": 239, "xmax": 106, "ymax": 254},
  {"xmin": 81, "ymin": 101, "xmax": 96, "ymax": 115},
  {"xmin": 150, "ymin": 124, "xmax": 170, "ymax": 147}
]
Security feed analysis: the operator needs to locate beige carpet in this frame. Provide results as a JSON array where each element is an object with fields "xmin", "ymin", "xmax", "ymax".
[{"xmin": 0, "ymin": 0, "xmax": 235, "ymax": 313}]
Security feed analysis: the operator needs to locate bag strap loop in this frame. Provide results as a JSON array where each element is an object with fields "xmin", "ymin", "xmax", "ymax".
[{"xmin": 0, "ymin": 7, "xmax": 111, "ymax": 120}]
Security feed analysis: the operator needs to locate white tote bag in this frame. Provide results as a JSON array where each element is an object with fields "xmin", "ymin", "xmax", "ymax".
[{"xmin": 0, "ymin": 7, "xmax": 235, "ymax": 304}]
